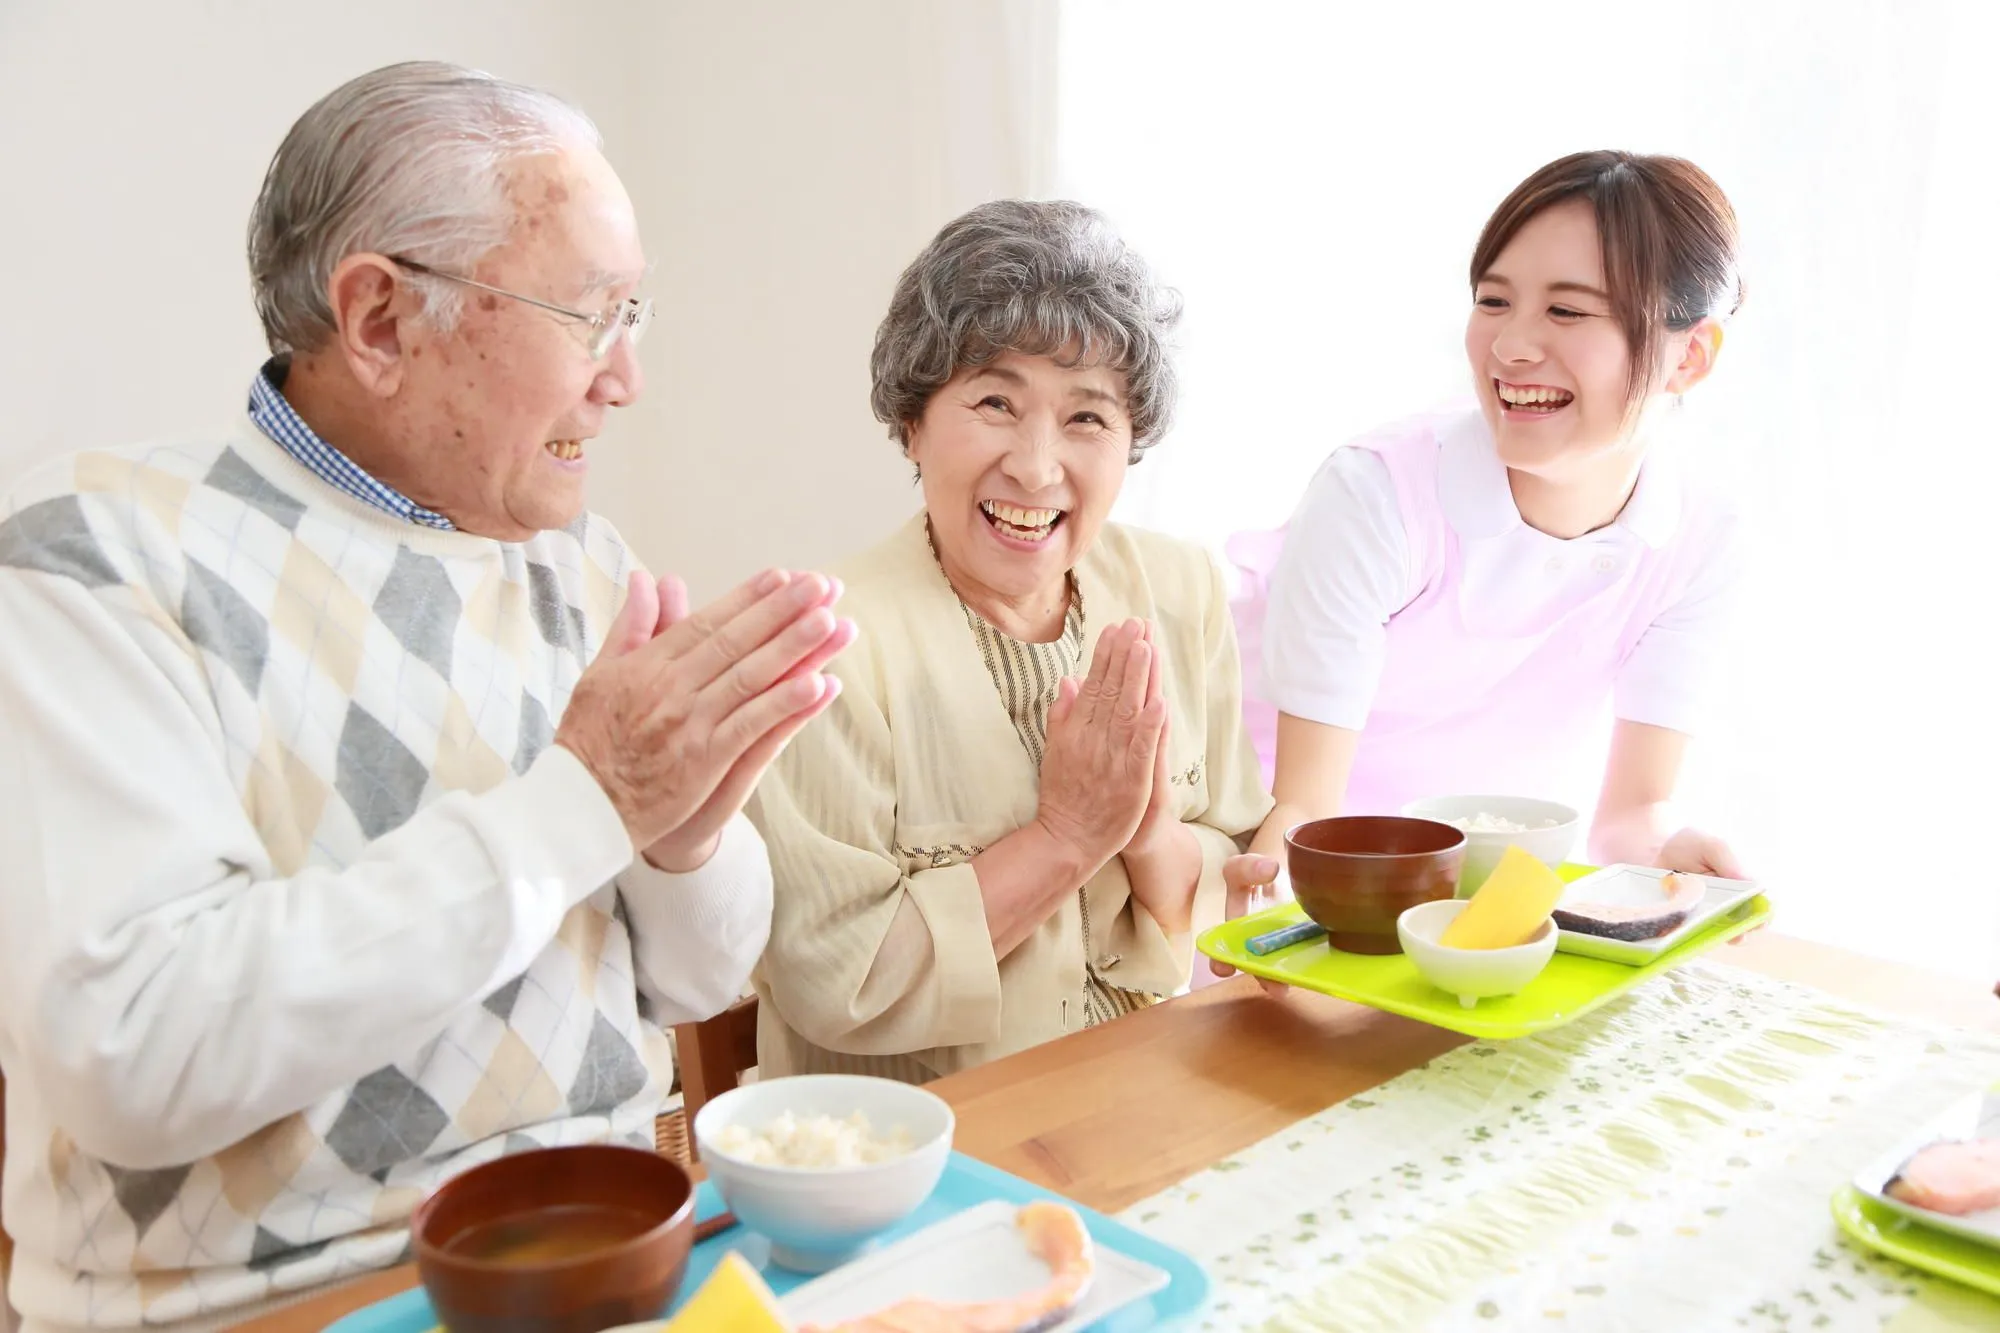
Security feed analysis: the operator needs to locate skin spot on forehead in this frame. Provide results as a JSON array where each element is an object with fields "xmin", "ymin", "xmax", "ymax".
[
  {"xmin": 544, "ymin": 182, "xmax": 570, "ymax": 205},
  {"xmin": 411, "ymin": 346, "xmax": 422, "ymax": 359},
  {"xmin": 510, "ymin": 201, "xmax": 559, "ymax": 243},
  {"xmin": 478, "ymin": 294, "xmax": 500, "ymax": 313},
  {"xmin": 454, "ymin": 428, "xmax": 464, "ymax": 439}
]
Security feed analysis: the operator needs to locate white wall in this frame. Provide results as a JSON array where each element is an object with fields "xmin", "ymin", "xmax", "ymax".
[
  {"xmin": 0, "ymin": 0, "xmax": 1052, "ymax": 598},
  {"xmin": 0, "ymin": 1, "xmax": 610, "ymax": 488},
  {"xmin": 606, "ymin": 0, "xmax": 1055, "ymax": 594}
]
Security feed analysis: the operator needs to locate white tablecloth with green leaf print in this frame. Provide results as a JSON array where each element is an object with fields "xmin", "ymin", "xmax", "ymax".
[{"xmin": 1118, "ymin": 964, "xmax": 2000, "ymax": 1332}]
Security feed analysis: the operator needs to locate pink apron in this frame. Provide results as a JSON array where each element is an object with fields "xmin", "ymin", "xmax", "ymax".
[{"xmin": 1230, "ymin": 414, "xmax": 1705, "ymax": 815}]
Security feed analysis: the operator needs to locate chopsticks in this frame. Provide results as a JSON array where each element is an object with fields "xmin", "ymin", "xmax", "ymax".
[
  {"xmin": 1245, "ymin": 919, "xmax": 1327, "ymax": 955},
  {"xmin": 694, "ymin": 1210, "xmax": 738, "ymax": 1244}
]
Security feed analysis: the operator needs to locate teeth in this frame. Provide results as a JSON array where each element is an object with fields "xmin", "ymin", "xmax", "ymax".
[
  {"xmin": 981, "ymin": 501, "xmax": 1062, "ymax": 529},
  {"xmin": 1497, "ymin": 383, "xmax": 1574, "ymax": 407},
  {"xmin": 545, "ymin": 440, "xmax": 585, "ymax": 460}
]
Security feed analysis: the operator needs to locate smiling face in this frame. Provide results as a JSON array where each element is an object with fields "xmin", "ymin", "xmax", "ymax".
[
  {"xmin": 389, "ymin": 146, "xmax": 648, "ymax": 539},
  {"xmin": 1466, "ymin": 199, "xmax": 1657, "ymax": 481},
  {"xmin": 905, "ymin": 350, "xmax": 1133, "ymax": 625}
]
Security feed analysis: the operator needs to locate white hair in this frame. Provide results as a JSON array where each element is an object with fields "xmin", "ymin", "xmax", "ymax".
[{"xmin": 247, "ymin": 61, "xmax": 602, "ymax": 354}]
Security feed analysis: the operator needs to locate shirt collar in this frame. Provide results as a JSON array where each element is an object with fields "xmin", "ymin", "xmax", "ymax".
[
  {"xmin": 1437, "ymin": 409, "xmax": 1681, "ymax": 549},
  {"xmin": 247, "ymin": 358, "xmax": 455, "ymax": 530}
]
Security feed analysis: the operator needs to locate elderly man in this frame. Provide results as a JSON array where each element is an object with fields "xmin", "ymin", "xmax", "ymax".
[{"xmin": 0, "ymin": 63, "xmax": 850, "ymax": 1331}]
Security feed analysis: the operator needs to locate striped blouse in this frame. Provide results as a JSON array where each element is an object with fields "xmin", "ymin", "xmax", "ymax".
[{"xmin": 952, "ymin": 566, "xmax": 1163, "ymax": 1027}]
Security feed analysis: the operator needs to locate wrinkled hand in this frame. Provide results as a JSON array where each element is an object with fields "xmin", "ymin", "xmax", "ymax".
[
  {"xmin": 1123, "ymin": 624, "xmax": 1178, "ymax": 858},
  {"xmin": 1034, "ymin": 620, "xmax": 1167, "ymax": 872},
  {"xmin": 1205, "ymin": 854, "xmax": 1290, "ymax": 997},
  {"xmin": 556, "ymin": 567, "xmax": 856, "ymax": 871}
]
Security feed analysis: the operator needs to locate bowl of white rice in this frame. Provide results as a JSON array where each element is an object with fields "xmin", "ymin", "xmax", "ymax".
[
  {"xmin": 692, "ymin": 1073, "xmax": 953, "ymax": 1272},
  {"xmin": 1398, "ymin": 794, "xmax": 1580, "ymax": 896}
]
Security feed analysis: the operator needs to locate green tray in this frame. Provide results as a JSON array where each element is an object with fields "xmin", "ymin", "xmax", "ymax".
[
  {"xmin": 1196, "ymin": 865, "xmax": 1771, "ymax": 1039},
  {"xmin": 1832, "ymin": 1185, "xmax": 2000, "ymax": 1298}
]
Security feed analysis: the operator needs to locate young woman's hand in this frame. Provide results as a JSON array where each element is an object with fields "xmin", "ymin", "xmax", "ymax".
[
  {"xmin": 1657, "ymin": 827, "xmax": 1744, "ymax": 878},
  {"xmin": 1200, "ymin": 854, "xmax": 1289, "ymax": 996}
]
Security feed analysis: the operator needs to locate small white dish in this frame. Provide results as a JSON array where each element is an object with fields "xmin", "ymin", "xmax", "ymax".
[
  {"xmin": 780, "ymin": 1200, "xmax": 1169, "ymax": 1330},
  {"xmin": 693, "ymin": 1074, "xmax": 954, "ymax": 1272},
  {"xmin": 1399, "ymin": 794, "xmax": 1579, "ymax": 895},
  {"xmin": 1853, "ymin": 1087, "xmax": 2000, "ymax": 1250},
  {"xmin": 1396, "ymin": 899, "xmax": 1558, "ymax": 1008},
  {"xmin": 1552, "ymin": 865, "xmax": 1760, "ymax": 964}
]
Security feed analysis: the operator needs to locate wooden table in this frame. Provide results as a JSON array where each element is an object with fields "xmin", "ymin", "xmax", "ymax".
[{"xmin": 234, "ymin": 934, "xmax": 1996, "ymax": 1331}]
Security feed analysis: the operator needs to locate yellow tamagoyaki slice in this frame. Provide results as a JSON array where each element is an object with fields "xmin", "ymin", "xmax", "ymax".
[
  {"xmin": 1439, "ymin": 846, "xmax": 1565, "ymax": 950},
  {"xmin": 663, "ymin": 1251, "xmax": 794, "ymax": 1332}
]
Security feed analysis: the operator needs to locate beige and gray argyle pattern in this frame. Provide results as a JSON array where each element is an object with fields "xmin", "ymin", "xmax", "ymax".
[{"xmin": 0, "ymin": 439, "xmax": 674, "ymax": 1325}]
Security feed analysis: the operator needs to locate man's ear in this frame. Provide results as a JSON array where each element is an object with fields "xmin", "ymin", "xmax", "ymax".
[{"xmin": 326, "ymin": 254, "xmax": 415, "ymax": 397}]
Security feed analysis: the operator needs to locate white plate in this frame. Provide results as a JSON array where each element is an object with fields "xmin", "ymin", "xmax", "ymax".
[
  {"xmin": 1552, "ymin": 864, "xmax": 1760, "ymax": 964},
  {"xmin": 1853, "ymin": 1088, "xmax": 2000, "ymax": 1250},
  {"xmin": 780, "ymin": 1200, "xmax": 1169, "ymax": 1330}
]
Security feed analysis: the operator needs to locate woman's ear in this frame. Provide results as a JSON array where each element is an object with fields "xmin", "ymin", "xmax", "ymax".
[{"xmin": 1664, "ymin": 317, "xmax": 1725, "ymax": 395}]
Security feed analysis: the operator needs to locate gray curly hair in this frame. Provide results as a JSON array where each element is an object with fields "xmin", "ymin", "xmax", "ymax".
[
  {"xmin": 869, "ymin": 199, "xmax": 1182, "ymax": 462},
  {"xmin": 247, "ymin": 61, "xmax": 601, "ymax": 355}
]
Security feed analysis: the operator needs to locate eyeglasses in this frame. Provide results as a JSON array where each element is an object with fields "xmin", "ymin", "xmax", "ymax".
[{"xmin": 388, "ymin": 257, "xmax": 653, "ymax": 360}]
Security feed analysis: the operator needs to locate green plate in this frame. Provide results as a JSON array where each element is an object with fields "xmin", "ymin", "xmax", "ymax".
[
  {"xmin": 1196, "ymin": 864, "xmax": 1771, "ymax": 1039},
  {"xmin": 1832, "ymin": 1185, "xmax": 2000, "ymax": 1298}
]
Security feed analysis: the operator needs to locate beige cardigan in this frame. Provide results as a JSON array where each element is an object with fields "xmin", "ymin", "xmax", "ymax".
[{"xmin": 746, "ymin": 514, "xmax": 1274, "ymax": 1081}]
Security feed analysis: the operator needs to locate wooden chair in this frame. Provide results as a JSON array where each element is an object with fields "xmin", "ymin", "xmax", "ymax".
[
  {"xmin": 2, "ymin": 1066, "xmax": 13, "ymax": 1330},
  {"xmin": 655, "ymin": 996, "xmax": 759, "ymax": 1166}
]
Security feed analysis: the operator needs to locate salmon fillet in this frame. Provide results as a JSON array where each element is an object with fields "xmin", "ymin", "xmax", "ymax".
[
  {"xmin": 802, "ymin": 1201, "xmax": 1095, "ymax": 1333},
  {"xmin": 1553, "ymin": 873, "xmax": 1707, "ymax": 942},
  {"xmin": 1886, "ymin": 1138, "xmax": 2000, "ymax": 1216}
]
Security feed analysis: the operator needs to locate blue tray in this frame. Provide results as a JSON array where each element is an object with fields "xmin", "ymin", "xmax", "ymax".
[{"xmin": 325, "ymin": 1151, "xmax": 1207, "ymax": 1331}]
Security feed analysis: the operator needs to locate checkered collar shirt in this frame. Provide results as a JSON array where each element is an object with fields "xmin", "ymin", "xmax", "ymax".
[{"xmin": 248, "ymin": 357, "xmax": 455, "ymax": 530}]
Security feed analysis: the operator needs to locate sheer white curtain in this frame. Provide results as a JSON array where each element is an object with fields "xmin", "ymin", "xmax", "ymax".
[{"xmin": 1055, "ymin": 0, "xmax": 1999, "ymax": 980}]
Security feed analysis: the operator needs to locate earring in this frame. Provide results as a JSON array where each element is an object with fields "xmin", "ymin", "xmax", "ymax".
[{"xmin": 911, "ymin": 461, "xmax": 922, "ymax": 483}]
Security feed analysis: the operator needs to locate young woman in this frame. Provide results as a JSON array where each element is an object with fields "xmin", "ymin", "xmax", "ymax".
[{"xmin": 1226, "ymin": 151, "xmax": 1748, "ymax": 912}]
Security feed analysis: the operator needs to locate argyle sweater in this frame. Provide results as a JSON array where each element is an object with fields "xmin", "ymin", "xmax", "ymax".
[{"xmin": 0, "ymin": 426, "xmax": 772, "ymax": 1329}]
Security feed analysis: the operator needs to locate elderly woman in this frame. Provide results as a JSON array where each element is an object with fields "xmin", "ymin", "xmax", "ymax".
[{"xmin": 746, "ymin": 200, "xmax": 1274, "ymax": 1082}]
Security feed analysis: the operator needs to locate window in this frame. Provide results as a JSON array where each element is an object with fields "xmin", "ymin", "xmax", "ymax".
[{"xmin": 1057, "ymin": 0, "xmax": 1998, "ymax": 979}]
